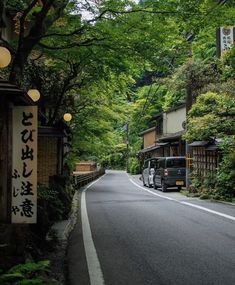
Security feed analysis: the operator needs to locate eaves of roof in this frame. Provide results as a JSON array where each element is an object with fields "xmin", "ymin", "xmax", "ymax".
[
  {"xmin": 0, "ymin": 78, "xmax": 33, "ymax": 105},
  {"xmin": 138, "ymin": 142, "xmax": 170, "ymax": 154},
  {"xmin": 157, "ymin": 130, "xmax": 185, "ymax": 142},
  {"xmin": 139, "ymin": 126, "xmax": 156, "ymax": 136},
  {"xmin": 188, "ymin": 141, "xmax": 209, "ymax": 147},
  {"xmin": 151, "ymin": 103, "xmax": 186, "ymax": 121},
  {"xmin": 38, "ymin": 126, "xmax": 65, "ymax": 138}
]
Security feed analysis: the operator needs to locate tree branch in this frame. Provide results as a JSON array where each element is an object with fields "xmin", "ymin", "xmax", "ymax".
[
  {"xmin": 40, "ymin": 7, "xmax": 203, "ymax": 40},
  {"xmin": 100, "ymin": 8, "xmax": 203, "ymax": 16},
  {"xmin": 38, "ymin": 37, "xmax": 106, "ymax": 50}
]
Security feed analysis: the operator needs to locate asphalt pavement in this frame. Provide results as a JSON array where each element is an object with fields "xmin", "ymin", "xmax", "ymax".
[{"xmin": 67, "ymin": 170, "xmax": 235, "ymax": 285}]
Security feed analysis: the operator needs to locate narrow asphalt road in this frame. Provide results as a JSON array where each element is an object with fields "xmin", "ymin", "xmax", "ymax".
[{"xmin": 67, "ymin": 170, "xmax": 235, "ymax": 285}]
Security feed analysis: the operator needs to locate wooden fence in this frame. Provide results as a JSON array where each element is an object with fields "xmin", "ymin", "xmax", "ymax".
[{"xmin": 72, "ymin": 169, "xmax": 105, "ymax": 188}]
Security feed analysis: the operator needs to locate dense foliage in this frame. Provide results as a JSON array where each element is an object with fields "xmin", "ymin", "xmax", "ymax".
[
  {"xmin": 2, "ymin": 0, "xmax": 234, "ymax": 172},
  {"xmin": 1, "ymin": 0, "xmax": 235, "ymax": 277},
  {"xmin": 184, "ymin": 45, "xmax": 235, "ymax": 198},
  {"xmin": 185, "ymin": 91, "xmax": 235, "ymax": 141},
  {"xmin": 0, "ymin": 260, "xmax": 55, "ymax": 285}
]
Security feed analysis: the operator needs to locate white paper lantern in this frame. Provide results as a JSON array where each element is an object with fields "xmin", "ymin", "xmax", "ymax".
[
  {"xmin": 63, "ymin": 113, "xmax": 72, "ymax": 122},
  {"xmin": 0, "ymin": 47, "xmax": 11, "ymax": 68},
  {"xmin": 27, "ymin": 89, "xmax": 40, "ymax": 102}
]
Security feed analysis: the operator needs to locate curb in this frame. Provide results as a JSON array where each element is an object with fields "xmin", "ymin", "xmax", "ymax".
[
  {"xmin": 47, "ymin": 190, "xmax": 80, "ymax": 242},
  {"xmin": 210, "ymin": 199, "xmax": 235, "ymax": 207},
  {"xmin": 56, "ymin": 173, "xmax": 106, "ymax": 241},
  {"xmin": 129, "ymin": 174, "xmax": 235, "ymax": 207},
  {"xmin": 62, "ymin": 190, "xmax": 80, "ymax": 240}
]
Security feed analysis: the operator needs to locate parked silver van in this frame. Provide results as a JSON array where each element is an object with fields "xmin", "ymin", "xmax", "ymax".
[
  {"xmin": 153, "ymin": 157, "xmax": 186, "ymax": 192},
  {"xmin": 142, "ymin": 157, "xmax": 161, "ymax": 187}
]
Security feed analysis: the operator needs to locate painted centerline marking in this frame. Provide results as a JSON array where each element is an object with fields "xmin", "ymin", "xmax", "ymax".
[{"xmin": 129, "ymin": 178, "xmax": 235, "ymax": 222}]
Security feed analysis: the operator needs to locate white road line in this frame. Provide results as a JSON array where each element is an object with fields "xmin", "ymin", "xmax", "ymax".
[
  {"xmin": 129, "ymin": 178, "xmax": 235, "ymax": 222},
  {"xmin": 181, "ymin": 202, "xmax": 235, "ymax": 221},
  {"xmin": 81, "ymin": 175, "xmax": 105, "ymax": 285},
  {"xmin": 129, "ymin": 178, "xmax": 176, "ymax": 201}
]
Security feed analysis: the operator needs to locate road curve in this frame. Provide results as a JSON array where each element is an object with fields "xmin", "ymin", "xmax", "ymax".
[{"xmin": 67, "ymin": 170, "xmax": 235, "ymax": 285}]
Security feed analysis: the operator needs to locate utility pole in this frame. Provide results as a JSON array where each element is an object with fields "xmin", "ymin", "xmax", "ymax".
[
  {"xmin": 185, "ymin": 76, "xmax": 193, "ymax": 190},
  {"xmin": 126, "ymin": 123, "xmax": 129, "ymax": 173}
]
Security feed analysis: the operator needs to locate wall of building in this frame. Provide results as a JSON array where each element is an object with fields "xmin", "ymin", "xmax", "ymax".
[
  {"xmin": 75, "ymin": 162, "xmax": 97, "ymax": 172},
  {"xmin": 143, "ymin": 130, "xmax": 156, "ymax": 148},
  {"xmin": 38, "ymin": 137, "xmax": 58, "ymax": 186},
  {"xmin": 0, "ymin": 100, "xmax": 10, "ymax": 222},
  {"xmin": 164, "ymin": 107, "xmax": 186, "ymax": 134}
]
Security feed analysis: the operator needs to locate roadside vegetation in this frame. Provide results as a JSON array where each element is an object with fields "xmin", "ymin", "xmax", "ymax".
[{"xmin": 0, "ymin": 0, "xmax": 234, "ymax": 279}]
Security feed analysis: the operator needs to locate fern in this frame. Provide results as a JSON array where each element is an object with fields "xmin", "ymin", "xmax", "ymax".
[{"xmin": 0, "ymin": 260, "xmax": 56, "ymax": 285}]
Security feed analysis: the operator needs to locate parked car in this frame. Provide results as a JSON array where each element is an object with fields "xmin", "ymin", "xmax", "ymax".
[
  {"xmin": 142, "ymin": 157, "xmax": 161, "ymax": 187},
  {"xmin": 153, "ymin": 157, "xmax": 186, "ymax": 192}
]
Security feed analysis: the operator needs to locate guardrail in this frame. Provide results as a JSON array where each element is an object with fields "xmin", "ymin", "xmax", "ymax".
[{"xmin": 72, "ymin": 168, "xmax": 105, "ymax": 189}]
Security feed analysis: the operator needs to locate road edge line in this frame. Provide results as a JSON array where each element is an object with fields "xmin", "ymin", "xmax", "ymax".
[
  {"xmin": 129, "ymin": 178, "xmax": 235, "ymax": 222},
  {"xmin": 81, "ymin": 175, "xmax": 105, "ymax": 285},
  {"xmin": 129, "ymin": 178, "xmax": 177, "ymax": 201},
  {"xmin": 181, "ymin": 201, "xmax": 235, "ymax": 222}
]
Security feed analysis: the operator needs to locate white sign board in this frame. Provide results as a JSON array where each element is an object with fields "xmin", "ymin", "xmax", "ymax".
[
  {"xmin": 220, "ymin": 27, "xmax": 234, "ymax": 55},
  {"xmin": 12, "ymin": 106, "xmax": 37, "ymax": 223}
]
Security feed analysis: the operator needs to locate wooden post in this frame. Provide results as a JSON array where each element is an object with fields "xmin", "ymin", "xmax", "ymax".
[{"xmin": 0, "ymin": 96, "xmax": 8, "ymax": 222}]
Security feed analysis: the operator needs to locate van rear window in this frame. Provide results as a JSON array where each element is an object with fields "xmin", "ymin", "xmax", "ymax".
[
  {"xmin": 150, "ymin": 160, "xmax": 157, "ymax": 168},
  {"xmin": 166, "ymin": 158, "xmax": 185, "ymax": 168}
]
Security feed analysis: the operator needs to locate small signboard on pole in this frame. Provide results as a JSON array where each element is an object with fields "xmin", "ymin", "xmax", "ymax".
[
  {"xmin": 217, "ymin": 26, "xmax": 235, "ymax": 57},
  {"xmin": 11, "ymin": 106, "xmax": 37, "ymax": 223}
]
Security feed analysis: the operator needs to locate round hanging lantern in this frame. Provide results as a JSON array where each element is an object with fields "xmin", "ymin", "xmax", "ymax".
[
  {"xmin": 63, "ymin": 113, "xmax": 72, "ymax": 122},
  {"xmin": 27, "ymin": 89, "xmax": 40, "ymax": 102},
  {"xmin": 0, "ymin": 47, "xmax": 11, "ymax": 68}
]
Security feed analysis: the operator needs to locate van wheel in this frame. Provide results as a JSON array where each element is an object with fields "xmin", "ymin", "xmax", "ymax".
[
  {"xmin": 143, "ymin": 177, "xmax": 146, "ymax": 186},
  {"xmin": 153, "ymin": 180, "xmax": 157, "ymax": 189},
  {"xmin": 177, "ymin": 186, "xmax": 182, "ymax": 191},
  {"xmin": 148, "ymin": 178, "xmax": 153, "ymax": 188},
  {"xmin": 161, "ymin": 180, "xmax": 167, "ymax": 192}
]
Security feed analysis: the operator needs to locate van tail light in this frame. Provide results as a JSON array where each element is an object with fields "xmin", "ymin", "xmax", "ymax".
[{"xmin": 164, "ymin": 169, "xmax": 168, "ymax": 176}]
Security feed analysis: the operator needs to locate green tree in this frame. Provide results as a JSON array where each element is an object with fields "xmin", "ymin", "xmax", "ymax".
[{"xmin": 185, "ymin": 92, "xmax": 235, "ymax": 141}]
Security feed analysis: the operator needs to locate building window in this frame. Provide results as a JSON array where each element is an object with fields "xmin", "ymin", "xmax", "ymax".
[{"xmin": 156, "ymin": 118, "xmax": 163, "ymax": 135}]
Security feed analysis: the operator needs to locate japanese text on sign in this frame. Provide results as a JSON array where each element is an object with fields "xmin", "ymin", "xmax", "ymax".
[
  {"xmin": 220, "ymin": 27, "xmax": 234, "ymax": 55},
  {"xmin": 12, "ymin": 106, "xmax": 37, "ymax": 223}
]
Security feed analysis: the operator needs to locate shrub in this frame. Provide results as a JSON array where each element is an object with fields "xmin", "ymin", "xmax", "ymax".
[
  {"xmin": 0, "ymin": 260, "xmax": 56, "ymax": 285},
  {"xmin": 215, "ymin": 137, "xmax": 235, "ymax": 199},
  {"xmin": 128, "ymin": 157, "xmax": 140, "ymax": 174},
  {"xmin": 189, "ymin": 173, "xmax": 202, "ymax": 193}
]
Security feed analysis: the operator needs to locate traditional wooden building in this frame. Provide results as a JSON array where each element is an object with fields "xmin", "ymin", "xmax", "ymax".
[
  {"xmin": 38, "ymin": 123, "xmax": 71, "ymax": 186},
  {"xmin": 0, "ymin": 78, "xmax": 34, "ymax": 222},
  {"xmin": 138, "ymin": 104, "xmax": 186, "ymax": 163},
  {"xmin": 0, "ymin": 78, "xmax": 37, "ymax": 268},
  {"xmin": 188, "ymin": 140, "xmax": 221, "ymax": 179},
  {"xmin": 0, "ymin": 6, "xmax": 72, "ymax": 268},
  {"xmin": 75, "ymin": 161, "xmax": 97, "ymax": 173}
]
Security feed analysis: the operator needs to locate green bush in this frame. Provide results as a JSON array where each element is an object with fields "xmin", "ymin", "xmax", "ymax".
[
  {"xmin": 128, "ymin": 157, "xmax": 140, "ymax": 174},
  {"xmin": 202, "ymin": 171, "xmax": 216, "ymax": 191},
  {"xmin": 189, "ymin": 173, "xmax": 202, "ymax": 193},
  {"xmin": 0, "ymin": 260, "xmax": 56, "ymax": 285},
  {"xmin": 200, "ymin": 193, "xmax": 211, "ymax": 200},
  {"xmin": 30, "ymin": 178, "xmax": 74, "ymax": 249},
  {"xmin": 215, "ymin": 138, "xmax": 235, "ymax": 199}
]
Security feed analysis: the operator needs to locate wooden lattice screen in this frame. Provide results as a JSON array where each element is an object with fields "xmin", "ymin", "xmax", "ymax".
[{"xmin": 192, "ymin": 147, "xmax": 218, "ymax": 178}]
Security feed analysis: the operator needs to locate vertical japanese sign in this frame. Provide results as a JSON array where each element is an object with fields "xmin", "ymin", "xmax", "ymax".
[
  {"xmin": 217, "ymin": 27, "xmax": 234, "ymax": 57},
  {"xmin": 12, "ymin": 106, "xmax": 37, "ymax": 223}
]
